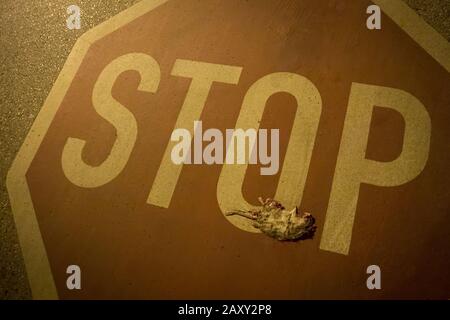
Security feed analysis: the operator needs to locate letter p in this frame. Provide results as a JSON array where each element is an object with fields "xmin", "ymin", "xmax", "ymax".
[{"xmin": 320, "ymin": 83, "xmax": 431, "ymax": 255}]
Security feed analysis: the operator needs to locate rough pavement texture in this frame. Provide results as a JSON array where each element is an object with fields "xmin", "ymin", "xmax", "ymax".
[{"xmin": 0, "ymin": 0, "xmax": 448, "ymax": 299}]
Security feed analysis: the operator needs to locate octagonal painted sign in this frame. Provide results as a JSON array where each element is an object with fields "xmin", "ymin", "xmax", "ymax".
[{"xmin": 7, "ymin": 0, "xmax": 450, "ymax": 299}]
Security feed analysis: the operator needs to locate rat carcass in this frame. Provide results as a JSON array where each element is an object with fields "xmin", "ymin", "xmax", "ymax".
[{"xmin": 226, "ymin": 197, "xmax": 316, "ymax": 241}]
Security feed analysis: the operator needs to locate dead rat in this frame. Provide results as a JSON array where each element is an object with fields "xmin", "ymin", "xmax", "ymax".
[{"xmin": 226, "ymin": 197, "xmax": 317, "ymax": 241}]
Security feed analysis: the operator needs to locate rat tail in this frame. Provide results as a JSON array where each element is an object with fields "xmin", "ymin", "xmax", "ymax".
[{"xmin": 226, "ymin": 210, "xmax": 257, "ymax": 220}]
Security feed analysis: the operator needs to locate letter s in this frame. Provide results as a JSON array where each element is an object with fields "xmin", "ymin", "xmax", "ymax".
[{"xmin": 61, "ymin": 53, "xmax": 160, "ymax": 188}]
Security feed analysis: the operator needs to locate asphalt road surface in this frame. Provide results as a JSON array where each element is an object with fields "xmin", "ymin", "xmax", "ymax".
[{"xmin": 1, "ymin": 0, "xmax": 449, "ymax": 299}]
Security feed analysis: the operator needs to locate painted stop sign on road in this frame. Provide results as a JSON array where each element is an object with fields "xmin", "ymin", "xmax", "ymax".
[{"xmin": 7, "ymin": 0, "xmax": 450, "ymax": 299}]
